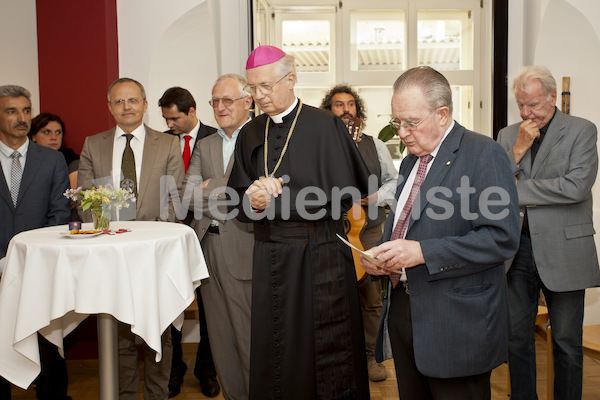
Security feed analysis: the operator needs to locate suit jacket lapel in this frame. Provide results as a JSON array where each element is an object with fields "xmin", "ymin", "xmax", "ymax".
[
  {"xmin": 531, "ymin": 109, "xmax": 566, "ymax": 178},
  {"xmin": 520, "ymin": 150, "xmax": 533, "ymax": 178},
  {"xmin": 138, "ymin": 125, "xmax": 159, "ymax": 206},
  {"xmin": 0, "ymin": 166, "xmax": 11, "ymax": 209},
  {"xmin": 409, "ymin": 123, "xmax": 462, "ymax": 232},
  {"xmin": 211, "ymin": 135, "xmax": 225, "ymax": 179},
  {"xmin": 16, "ymin": 141, "xmax": 43, "ymax": 206},
  {"xmin": 395, "ymin": 154, "xmax": 417, "ymax": 203},
  {"xmin": 197, "ymin": 122, "xmax": 213, "ymax": 142},
  {"xmin": 100, "ymin": 129, "xmax": 116, "ymax": 181},
  {"xmin": 224, "ymin": 151, "xmax": 235, "ymax": 177},
  {"xmin": 382, "ymin": 154, "xmax": 416, "ymax": 239}
]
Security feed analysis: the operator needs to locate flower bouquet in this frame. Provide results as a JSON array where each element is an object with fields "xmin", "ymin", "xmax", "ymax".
[{"xmin": 64, "ymin": 185, "xmax": 136, "ymax": 230}]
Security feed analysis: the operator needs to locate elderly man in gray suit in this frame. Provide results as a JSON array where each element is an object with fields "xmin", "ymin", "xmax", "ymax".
[
  {"xmin": 182, "ymin": 74, "xmax": 254, "ymax": 400},
  {"xmin": 362, "ymin": 66, "xmax": 520, "ymax": 400},
  {"xmin": 497, "ymin": 65, "xmax": 600, "ymax": 400},
  {"xmin": 78, "ymin": 78, "xmax": 184, "ymax": 400}
]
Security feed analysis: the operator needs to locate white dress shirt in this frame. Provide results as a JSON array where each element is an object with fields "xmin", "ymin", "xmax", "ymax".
[
  {"xmin": 0, "ymin": 139, "xmax": 29, "ymax": 274},
  {"xmin": 392, "ymin": 121, "xmax": 455, "ymax": 231},
  {"xmin": 180, "ymin": 120, "xmax": 201, "ymax": 156},
  {"xmin": 111, "ymin": 124, "xmax": 145, "ymax": 189},
  {"xmin": 0, "ymin": 139, "xmax": 29, "ymax": 191}
]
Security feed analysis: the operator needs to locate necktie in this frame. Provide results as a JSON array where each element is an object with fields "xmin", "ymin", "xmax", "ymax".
[
  {"xmin": 390, "ymin": 154, "xmax": 433, "ymax": 289},
  {"xmin": 120, "ymin": 134, "xmax": 137, "ymax": 197},
  {"xmin": 10, "ymin": 151, "xmax": 22, "ymax": 207},
  {"xmin": 182, "ymin": 135, "xmax": 192, "ymax": 173}
]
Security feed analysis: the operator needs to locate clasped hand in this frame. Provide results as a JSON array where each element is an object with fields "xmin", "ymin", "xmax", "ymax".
[
  {"xmin": 359, "ymin": 239, "xmax": 424, "ymax": 276},
  {"xmin": 246, "ymin": 176, "xmax": 284, "ymax": 210}
]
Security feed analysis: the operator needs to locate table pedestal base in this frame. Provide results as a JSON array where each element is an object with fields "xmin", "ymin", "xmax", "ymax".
[{"xmin": 98, "ymin": 314, "xmax": 118, "ymax": 400}]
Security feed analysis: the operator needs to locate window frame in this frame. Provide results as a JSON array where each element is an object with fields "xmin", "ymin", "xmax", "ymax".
[{"xmin": 252, "ymin": 0, "xmax": 492, "ymax": 135}]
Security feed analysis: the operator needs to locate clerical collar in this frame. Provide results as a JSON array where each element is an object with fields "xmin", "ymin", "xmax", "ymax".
[{"xmin": 270, "ymin": 98, "xmax": 298, "ymax": 124}]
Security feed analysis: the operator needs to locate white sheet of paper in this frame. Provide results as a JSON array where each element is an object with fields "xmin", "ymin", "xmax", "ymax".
[{"xmin": 336, "ymin": 233, "xmax": 381, "ymax": 267}]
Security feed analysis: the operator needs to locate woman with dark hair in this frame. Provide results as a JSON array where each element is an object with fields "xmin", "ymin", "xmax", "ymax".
[
  {"xmin": 28, "ymin": 112, "xmax": 79, "ymax": 189},
  {"xmin": 29, "ymin": 112, "xmax": 80, "ymax": 222}
]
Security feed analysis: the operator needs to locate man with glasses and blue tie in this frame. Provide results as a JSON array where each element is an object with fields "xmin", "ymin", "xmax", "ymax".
[
  {"xmin": 361, "ymin": 66, "xmax": 520, "ymax": 400},
  {"xmin": 228, "ymin": 45, "xmax": 373, "ymax": 400},
  {"xmin": 158, "ymin": 86, "xmax": 219, "ymax": 398}
]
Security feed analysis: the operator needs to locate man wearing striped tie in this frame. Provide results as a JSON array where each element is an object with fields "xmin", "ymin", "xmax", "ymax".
[
  {"xmin": 361, "ymin": 67, "xmax": 520, "ymax": 400},
  {"xmin": 158, "ymin": 87, "xmax": 219, "ymax": 398},
  {"xmin": 0, "ymin": 85, "xmax": 70, "ymax": 399}
]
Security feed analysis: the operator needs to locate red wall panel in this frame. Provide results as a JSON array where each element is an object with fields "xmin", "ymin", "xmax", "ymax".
[{"xmin": 36, "ymin": 0, "xmax": 119, "ymax": 154}]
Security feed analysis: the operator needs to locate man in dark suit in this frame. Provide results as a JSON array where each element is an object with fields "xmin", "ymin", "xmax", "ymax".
[
  {"xmin": 183, "ymin": 74, "xmax": 254, "ymax": 400},
  {"xmin": 497, "ymin": 66, "xmax": 600, "ymax": 400},
  {"xmin": 0, "ymin": 85, "xmax": 70, "ymax": 399},
  {"xmin": 361, "ymin": 67, "xmax": 520, "ymax": 400},
  {"xmin": 158, "ymin": 87, "xmax": 220, "ymax": 398},
  {"xmin": 78, "ymin": 78, "xmax": 184, "ymax": 400}
]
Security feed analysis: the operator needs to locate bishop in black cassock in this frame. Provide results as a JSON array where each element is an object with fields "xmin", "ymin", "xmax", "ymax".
[{"xmin": 228, "ymin": 45, "xmax": 373, "ymax": 400}]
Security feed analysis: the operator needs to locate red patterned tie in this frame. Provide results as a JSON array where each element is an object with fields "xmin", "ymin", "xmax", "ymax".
[
  {"xmin": 182, "ymin": 135, "xmax": 192, "ymax": 173},
  {"xmin": 390, "ymin": 154, "xmax": 433, "ymax": 289}
]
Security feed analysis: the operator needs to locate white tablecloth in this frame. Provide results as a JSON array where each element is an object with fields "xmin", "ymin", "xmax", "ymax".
[{"xmin": 0, "ymin": 221, "xmax": 208, "ymax": 389}]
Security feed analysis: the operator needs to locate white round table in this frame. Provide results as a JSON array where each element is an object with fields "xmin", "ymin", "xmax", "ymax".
[{"xmin": 0, "ymin": 221, "xmax": 207, "ymax": 399}]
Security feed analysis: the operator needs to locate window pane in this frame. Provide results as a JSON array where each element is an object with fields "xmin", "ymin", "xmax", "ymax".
[
  {"xmin": 282, "ymin": 20, "xmax": 330, "ymax": 72},
  {"xmin": 295, "ymin": 87, "xmax": 329, "ymax": 108},
  {"xmin": 351, "ymin": 11, "xmax": 406, "ymax": 71},
  {"xmin": 353, "ymin": 86, "xmax": 403, "ymax": 167},
  {"xmin": 417, "ymin": 10, "xmax": 473, "ymax": 70}
]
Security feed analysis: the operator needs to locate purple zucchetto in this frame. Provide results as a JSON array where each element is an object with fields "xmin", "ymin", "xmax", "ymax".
[{"xmin": 246, "ymin": 45, "xmax": 286, "ymax": 70}]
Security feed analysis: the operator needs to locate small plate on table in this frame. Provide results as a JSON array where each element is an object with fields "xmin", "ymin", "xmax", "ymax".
[{"xmin": 63, "ymin": 230, "xmax": 103, "ymax": 239}]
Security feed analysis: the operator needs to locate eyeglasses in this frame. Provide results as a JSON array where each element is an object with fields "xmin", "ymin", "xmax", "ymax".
[
  {"xmin": 389, "ymin": 109, "xmax": 438, "ymax": 131},
  {"xmin": 208, "ymin": 96, "xmax": 247, "ymax": 108},
  {"xmin": 111, "ymin": 98, "xmax": 143, "ymax": 107},
  {"xmin": 244, "ymin": 72, "xmax": 290, "ymax": 96}
]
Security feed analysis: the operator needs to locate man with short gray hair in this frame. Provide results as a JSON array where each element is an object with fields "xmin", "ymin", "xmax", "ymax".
[
  {"xmin": 0, "ymin": 85, "xmax": 70, "ymax": 399},
  {"xmin": 183, "ymin": 73, "xmax": 254, "ymax": 399},
  {"xmin": 497, "ymin": 65, "xmax": 600, "ymax": 400},
  {"xmin": 363, "ymin": 66, "xmax": 520, "ymax": 399}
]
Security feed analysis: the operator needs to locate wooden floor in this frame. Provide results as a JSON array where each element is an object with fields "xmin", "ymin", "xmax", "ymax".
[{"xmin": 11, "ymin": 333, "xmax": 600, "ymax": 399}]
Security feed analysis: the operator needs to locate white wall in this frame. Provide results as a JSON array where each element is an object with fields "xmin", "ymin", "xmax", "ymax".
[
  {"xmin": 116, "ymin": 0, "xmax": 250, "ymax": 342},
  {"xmin": 508, "ymin": 0, "xmax": 600, "ymax": 325},
  {"xmin": 117, "ymin": 0, "xmax": 250, "ymax": 132},
  {"xmin": 0, "ymin": 0, "xmax": 40, "ymax": 112}
]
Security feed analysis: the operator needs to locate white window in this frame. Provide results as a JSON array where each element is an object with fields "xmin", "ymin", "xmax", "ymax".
[{"xmin": 252, "ymin": 0, "xmax": 491, "ymax": 161}]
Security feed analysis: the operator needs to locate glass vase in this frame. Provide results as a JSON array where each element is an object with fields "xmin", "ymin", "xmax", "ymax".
[{"xmin": 91, "ymin": 203, "xmax": 111, "ymax": 230}]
